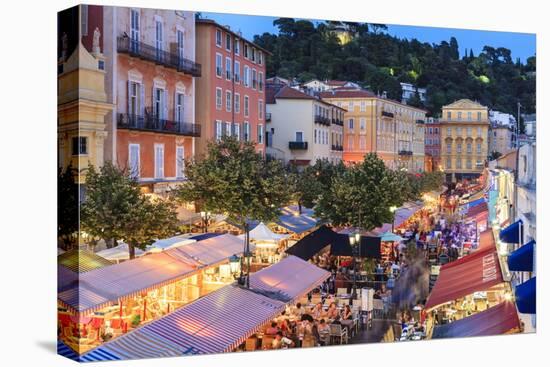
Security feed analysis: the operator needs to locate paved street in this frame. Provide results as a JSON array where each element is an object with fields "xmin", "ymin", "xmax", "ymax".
[{"xmin": 391, "ymin": 251, "xmax": 430, "ymax": 309}]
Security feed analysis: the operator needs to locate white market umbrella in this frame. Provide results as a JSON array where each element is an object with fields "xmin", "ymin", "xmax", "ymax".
[
  {"xmin": 96, "ymin": 242, "xmax": 145, "ymax": 262},
  {"xmin": 238, "ymin": 222, "xmax": 288, "ymax": 242},
  {"xmin": 147, "ymin": 236, "xmax": 197, "ymax": 253}
]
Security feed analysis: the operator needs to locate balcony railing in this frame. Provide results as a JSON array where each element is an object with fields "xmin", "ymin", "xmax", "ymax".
[
  {"xmin": 118, "ymin": 113, "xmax": 201, "ymax": 137},
  {"xmin": 314, "ymin": 115, "xmax": 331, "ymax": 126},
  {"xmin": 117, "ymin": 36, "xmax": 201, "ymax": 77},
  {"xmin": 289, "ymin": 141, "xmax": 308, "ymax": 150},
  {"xmin": 416, "ymin": 119, "xmax": 425, "ymax": 124},
  {"xmin": 332, "ymin": 118, "xmax": 344, "ymax": 126},
  {"xmin": 398, "ymin": 150, "xmax": 413, "ymax": 156},
  {"xmin": 331, "ymin": 144, "xmax": 344, "ymax": 151},
  {"xmin": 382, "ymin": 111, "xmax": 395, "ymax": 118}
]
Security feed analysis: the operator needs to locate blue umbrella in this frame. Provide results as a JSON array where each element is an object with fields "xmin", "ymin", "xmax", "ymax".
[{"xmin": 379, "ymin": 231, "xmax": 404, "ymax": 242}]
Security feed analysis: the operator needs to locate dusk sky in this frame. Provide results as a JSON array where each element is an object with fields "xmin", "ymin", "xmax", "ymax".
[{"xmin": 202, "ymin": 12, "xmax": 536, "ymax": 62}]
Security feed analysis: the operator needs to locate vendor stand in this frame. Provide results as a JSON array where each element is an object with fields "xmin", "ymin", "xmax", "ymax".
[{"xmin": 58, "ymin": 234, "xmax": 245, "ymax": 355}]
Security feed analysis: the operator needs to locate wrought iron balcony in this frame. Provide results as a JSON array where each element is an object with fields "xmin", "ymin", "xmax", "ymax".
[
  {"xmin": 289, "ymin": 141, "xmax": 308, "ymax": 150},
  {"xmin": 117, "ymin": 113, "xmax": 201, "ymax": 137},
  {"xmin": 398, "ymin": 150, "xmax": 413, "ymax": 156},
  {"xmin": 314, "ymin": 115, "xmax": 331, "ymax": 126},
  {"xmin": 416, "ymin": 119, "xmax": 425, "ymax": 124},
  {"xmin": 117, "ymin": 36, "xmax": 201, "ymax": 77},
  {"xmin": 331, "ymin": 144, "xmax": 344, "ymax": 151},
  {"xmin": 332, "ymin": 118, "xmax": 344, "ymax": 126},
  {"xmin": 382, "ymin": 111, "xmax": 395, "ymax": 118}
]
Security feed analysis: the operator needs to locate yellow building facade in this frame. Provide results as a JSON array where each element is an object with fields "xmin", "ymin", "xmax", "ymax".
[
  {"xmin": 320, "ymin": 89, "xmax": 426, "ymax": 172},
  {"xmin": 58, "ymin": 42, "xmax": 113, "ymax": 184},
  {"xmin": 439, "ymin": 99, "xmax": 489, "ymax": 181}
]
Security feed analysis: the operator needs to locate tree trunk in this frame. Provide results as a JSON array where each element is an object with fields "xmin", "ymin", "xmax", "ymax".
[
  {"xmin": 298, "ymin": 201, "xmax": 303, "ymax": 215},
  {"xmin": 128, "ymin": 242, "xmax": 136, "ymax": 260},
  {"xmin": 245, "ymin": 223, "xmax": 250, "ymax": 288}
]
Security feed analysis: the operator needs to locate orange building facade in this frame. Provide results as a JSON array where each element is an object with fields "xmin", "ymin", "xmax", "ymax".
[
  {"xmin": 195, "ymin": 19, "xmax": 267, "ymax": 156},
  {"xmin": 102, "ymin": 7, "xmax": 200, "ymax": 194}
]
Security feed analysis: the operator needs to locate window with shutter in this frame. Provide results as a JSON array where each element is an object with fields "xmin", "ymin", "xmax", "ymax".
[
  {"xmin": 154, "ymin": 144, "xmax": 164, "ymax": 179},
  {"xmin": 258, "ymin": 124, "xmax": 264, "ymax": 144},
  {"xmin": 176, "ymin": 146, "xmax": 185, "ymax": 179},
  {"xmin": 225, "ymin": 122, "xmax": 231, "ymax": 137},
  {"xmin": 234, "ymin": 123, "xmax": 240, "ymax": 141},
  {"xmin": 129, "ymin": 144, "xmax": 140, "ymax": 178},
  {"xmin": 177, "ymin": 30, "xmax": 184, "ymax": 61},
  {"xmin": 175, "ymin": 92, "xmax": 184, "ymax": 123},
  {"xmin": 244, "ymin": 121, "xmax": 250, "ymax": 141},
  {"xmin": 215, "ymin": 120, "xmax": 223, "ymax": 140}
]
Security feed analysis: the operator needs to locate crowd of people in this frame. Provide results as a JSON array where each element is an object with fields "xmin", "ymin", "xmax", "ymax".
[{"xmin": 258, "ymin": 299, "xmax": 359, "ymax": 349}]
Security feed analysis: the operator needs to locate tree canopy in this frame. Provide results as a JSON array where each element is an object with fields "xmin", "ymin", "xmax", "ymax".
[
  {"xmin": 80, "ymin": 162, "xmax": 178, "ymax": 259},
  {"xmin": 176, "ymin": 136, "xmax": 292, "ymax": 228},
  {"xmin": 254, "ymin": 18, "xmax": 536, "ymax": 116}
]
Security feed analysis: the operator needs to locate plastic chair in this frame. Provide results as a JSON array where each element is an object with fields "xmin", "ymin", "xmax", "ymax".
[{"xmin": 329, "ymin": 324, "xmax": 348, "ymax": 344}]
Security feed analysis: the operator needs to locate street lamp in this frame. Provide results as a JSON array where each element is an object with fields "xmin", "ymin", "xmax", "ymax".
[
  {"xmin": 349, "ymin": 232, "xmax": 361, "ymax": 300},
  {"xmin": 389, "ymin": 206, "xmax": 398, "ymax": 233},
  {"xmin": 229, "ymin": 254, "xmax": 240, "ymax": 276},
  {"xmin": 200, "ymin": 211, "xmax": 211, "ymax": 233}
]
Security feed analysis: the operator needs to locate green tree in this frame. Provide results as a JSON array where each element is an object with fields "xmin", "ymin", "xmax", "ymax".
[
  {"xmin": 288, "ymin": 158, "xmax": 346, "ymax": 214},
  {"xmin": 176, "ymin": 137, "xmax": 291, "ymax": 286},
  {"xmin": 315, "ymin": 154, "xmax": 408, "ymax": 231},
  {"xmin": 81, "ymin": 162, "xmax": 178, "ymax": 259},
  {"xmin": 58, "ymin": 164, "xmax": 79, "ymax": 250}
]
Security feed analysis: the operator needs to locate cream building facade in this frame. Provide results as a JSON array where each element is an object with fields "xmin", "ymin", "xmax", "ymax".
[
  {"xmin": 58, "ymin": 42, "xmax": 113, "ymax": 184},
  {"xmin": 319, "ymin": 89, "xmax": 426, "ymax": 172},
  {"xmin": 265, "ymin": 84, "xmax": 344, "ymax": 166},
  {"xmin": 439, "ymin": 99, "xmax": 489, "ymax": 181}
]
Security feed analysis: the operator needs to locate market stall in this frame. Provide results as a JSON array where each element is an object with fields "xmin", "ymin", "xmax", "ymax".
[
  {"xmin": 378, "ymin": 232, "xmax": 404, "ymax": 263},
  {"xmin": 238, "ymin": 222, "xmax": 288, "ymax": 268},
  {"xmin": 79, "ymin": 256, "xmax": 331, "ymax": 361},
  {"xmin": 58, "ymin": 234, "xmax": 246, "ymax": 354},
  {"xmin": 425, "ymin": 231, "xmax": 511, "ymax": 327}
]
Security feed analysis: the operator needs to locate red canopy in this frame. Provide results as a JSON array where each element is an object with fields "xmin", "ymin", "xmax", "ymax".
[
  {"xmin": 478, "ymin": 229, "xmax": 496, "ymax": 251},
  {"xmin": 431, "ymin": 301, "xmax": 520, "ymax": 338},
  {"xmin": 465, "ymin": 202, "xmax": 488, "ymax": 221},
  {"xmin": 425, "ymin": 244, "xmax": 503, "ymax": 310}
]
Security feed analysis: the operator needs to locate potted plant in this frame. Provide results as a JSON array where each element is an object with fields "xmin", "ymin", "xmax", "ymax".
[
  {"xmin": 100, "ymin": 332, "xmax": 113, "ymax": 342},
  {"xmin": 130, "ymin": 314, "xmax": 141, "ymax": 328}
]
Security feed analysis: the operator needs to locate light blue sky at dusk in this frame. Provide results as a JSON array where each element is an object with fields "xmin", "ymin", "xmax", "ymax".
[{"xmin": 202, "ymin": 12, "xmax": 536, "ymax": 62}]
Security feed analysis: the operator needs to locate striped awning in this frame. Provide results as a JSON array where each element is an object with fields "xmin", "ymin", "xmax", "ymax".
[
  {"xmin": 277, "ymin": 205, "xmax": 318, "ymax": 234},
  {"xmin": 80, "ymin": 256, "xmax": 330, "ymax": 361},
  {"xmin": 58, "ymin": 249, "xmax": 114, "ymax": 273},
  {"xmin": 174, "ymin": 233, "xmax": 246, "ymax": 267},
  {"xmin": 58, "ymin": 234, "xmax": 244, "ymax": 314},
  {"xmin": 250, "ymin": 254, "xmax": 332, "ymax": 300},
  {"xmin": 431, "ymin": 301, "xmax": 520, "ymax": 339}
]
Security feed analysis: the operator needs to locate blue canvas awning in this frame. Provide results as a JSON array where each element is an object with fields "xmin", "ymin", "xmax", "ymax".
[
  {"xmin": 499, "ymin": 219, "xmax": 522, "ymax": 244},
  {"xmin": 508, "ymin": 240, "xmax": 535, "ymax": 272},
  {"xmin": 515, "ymin": 276, "xmax": 536, "ymax": 314}
]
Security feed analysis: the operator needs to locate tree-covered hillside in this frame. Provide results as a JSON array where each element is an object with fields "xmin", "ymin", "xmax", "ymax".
[{"xmin": 253, "ymin": 19, "xmax": 536, "ymax": 117}]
